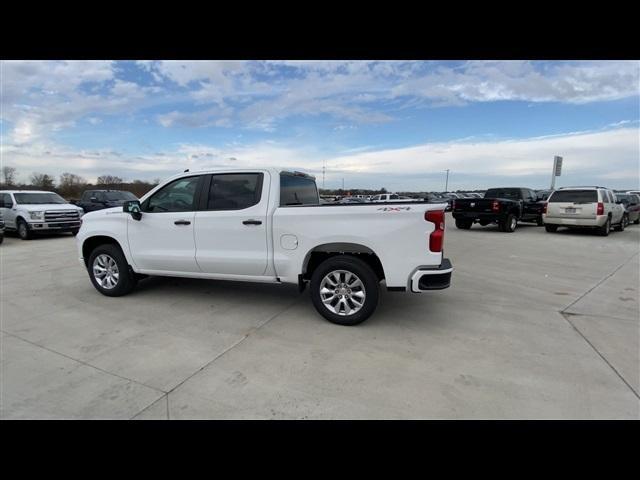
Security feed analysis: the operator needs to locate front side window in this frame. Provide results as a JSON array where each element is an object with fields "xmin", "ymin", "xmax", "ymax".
[
  {"xmin": 207, "ymin": 173, "xmax": 263, "ymax": 210},
  {"xmin": 280, "ymin": 173, "xmax": 319, "ymax": 206},
  {"xmin": 14, "ymin": 192, "xmax": 67, "ymax": 204},
  {"xmin": 143, "ymin": 176, "xmax": 201, "ymax": 212}
]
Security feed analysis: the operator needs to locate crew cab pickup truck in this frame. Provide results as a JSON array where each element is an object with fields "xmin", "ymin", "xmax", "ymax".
[
  {"xmin": 77, "ymin": 168, "xmax": 453, "ymax": 325},
  {"xmin": 451, "ymin": 187, "xmax": 544, "ymax": 232},
  {"xmin": 0, "ymin": 190, "xmax": 84, "ymax": 240},
  {"xmin": 76, "ymin": 189, "xmax": 139, "ymax": 213}
]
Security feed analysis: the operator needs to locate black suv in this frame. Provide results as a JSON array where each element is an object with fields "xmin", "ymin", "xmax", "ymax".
[{"xmin": 76, "ymin": 190, "xmax": 139, "ymax": 213}]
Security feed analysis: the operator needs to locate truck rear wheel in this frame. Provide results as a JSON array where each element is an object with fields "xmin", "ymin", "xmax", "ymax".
[
  {"xmin": 501, "ymin": 214, "xmax": 517, "ymax": 233},
  {"xmin": 597, "ymin": 218, "xmax": 611, "ymax": 236},
  {"xmin": 310, "ymin": 256, "xmax": 379, "ymax": 326},
  {"xmin": 87, "ymin": 244, "xmax": 137, "ymax": 297},
  {"xmin": 545, "ymin": 225, "xmax": 558, "ymax": 232},
  {"xmin": 455, "ymin": 219, "xmax": 472, "ymax": 229}
]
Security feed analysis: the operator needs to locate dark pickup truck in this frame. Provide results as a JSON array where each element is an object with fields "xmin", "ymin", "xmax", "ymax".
[
  {"xmin": 76, "ymin": 189, "xmax": 139, "ymax": 213},
  {"xmin": 452, "ymin": 187, "xmax": 544, "ymax": 232}
]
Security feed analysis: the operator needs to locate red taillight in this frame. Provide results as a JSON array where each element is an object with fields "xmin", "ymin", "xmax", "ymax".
[
  {"xmin": 425, "ymin": 210, "xmax": 445, "ymax": 252},
  {"xmin": 491, "ymin": 200, "xmax": 500, "ymax": 212},
  {"xmin": 597, "ymin": 202, "xmax": 604, "ymax": 215},
  {"xmin": 542, "ymin": 202, "xmax": 547, "ymax": 214},
  {"xmin": 452, "ymin": 199, "xmax": 456, "ymax": 210}
]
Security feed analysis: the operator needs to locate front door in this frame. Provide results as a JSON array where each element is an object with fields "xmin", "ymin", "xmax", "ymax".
[
  {"xmin": 1, "ymin": 193, "xmax": 17, "ymax": 228},
  {"xmin": 194, "ymin": 172, "xmax": 269, "ymax": 276},
  {"xmin": 127, "ymin": 175, "xmax": 203, "ymax": 273}
]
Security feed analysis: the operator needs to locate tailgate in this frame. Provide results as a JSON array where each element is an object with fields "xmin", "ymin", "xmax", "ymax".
[
  {"xmin": 547, "ymin": 190, "xmax": 598, "ymax": 219},
  {"xmin": 453, "ymin": 198, "xmax": 496, "ymax": 213}
]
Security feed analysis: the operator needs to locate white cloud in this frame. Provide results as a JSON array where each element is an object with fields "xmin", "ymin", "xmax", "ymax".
[{"xmin": 3, "ymin": 127, "xmax": 637, "ymax": 190}]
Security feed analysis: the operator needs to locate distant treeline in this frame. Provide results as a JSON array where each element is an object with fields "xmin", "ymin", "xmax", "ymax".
[{"xmin": 0, "ymin": 167, "xmax": 159, "ymax": 200}]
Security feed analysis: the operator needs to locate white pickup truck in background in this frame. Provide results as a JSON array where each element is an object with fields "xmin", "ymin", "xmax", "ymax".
[{"xmin": 77, "ymin": 169, "xmax": 452, "ymax": 325}]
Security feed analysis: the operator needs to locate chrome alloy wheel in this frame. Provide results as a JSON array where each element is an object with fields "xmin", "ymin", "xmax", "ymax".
[
  {"xmin": 92, "ymin": 254, "xmax": 120, "ymax": 289},
  {"xmin": 510, "ymin": 216, "xmax": 517, "ymax": 230},
  {"xmin": 319, "ymin": 270, "xmax": 366, "ymax": 316}
]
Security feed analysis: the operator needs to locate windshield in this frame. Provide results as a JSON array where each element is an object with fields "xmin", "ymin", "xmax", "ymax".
[
  {"xmin": 484, "ymin": 188, "xmax": 521, "ymax": 200},
  {"xmin": 104, "ymin": 191, "xmax": 137, "ymax": 201},
  {"xmin": 14, "ymin": 193, "xmax": 67, "ymax": 205},
  {"xmin": 549, "ymin": 190, "xmax": 597, "ymax": 203}
]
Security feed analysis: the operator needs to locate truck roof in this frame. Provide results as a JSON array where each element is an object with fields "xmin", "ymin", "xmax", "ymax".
[{"xmin": 0, "ymin": 190, "xmax": 57, "ymax": 194}]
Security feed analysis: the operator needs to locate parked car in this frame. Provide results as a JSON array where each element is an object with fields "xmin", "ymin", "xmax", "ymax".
[
  {"xmin": 77, "ymin": 189, "xmax": 138, "ymax": 213},
  {"xmin": 0, "ymin": 211, "xmax": 4, "ymax": 244},
  {"xmin": 452, "ymin": 187, "xmax": 544, "ymax": 232},
  {"xmin": 369, "ymin": 193, "xmax": 422, "ymax": 203},
  {"xmin": 338, "ymin": 197, "xmax": 366, "ymax": 204},
  {"xmin": 542, "ymin": 186, "xmax": 625, "ymax": 236},
  {"xmin": 0, "ymin": 190, "xmax": 84, "ymax": 240},
  {"xmin": 615, "ymin": 193, "xmax": 640, "ymax": 225},
  {"xmin": 77, "ymin": 168, "xmax": 453, "ymax": 326},
  {"xmin": 536, "ymin": 189, "xmax": 552, "ymax": 201}
]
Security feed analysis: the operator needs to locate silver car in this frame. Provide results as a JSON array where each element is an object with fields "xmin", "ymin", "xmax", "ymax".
[{"xmin": 543, "ymin": 186, "xmax": 625, "ymax": 236}]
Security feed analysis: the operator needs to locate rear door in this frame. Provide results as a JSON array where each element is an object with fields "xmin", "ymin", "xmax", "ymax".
[
  {"xmin": 547, "ymin": 189, "xmax": 598, "ymax": 219},
  {"xmin": 194, "ymin": 172, "xmax": 269, "ymax": 276},
  {"xmin": 521, "ymin": 189, "xmax": 541, "ymax": 219}
]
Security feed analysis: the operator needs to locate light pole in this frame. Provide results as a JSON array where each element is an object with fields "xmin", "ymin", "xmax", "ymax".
[{"xmin": 445, "ymin": 169, "xmax": 450, "ymax": 192}]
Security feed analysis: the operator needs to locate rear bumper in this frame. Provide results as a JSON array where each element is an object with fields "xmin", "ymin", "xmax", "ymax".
[
  {"xmin": 543, "ymin": 215, "xmax": 606, "ymax": 227},
  {"xmin": 453, "ymin": 211, "xmax": 506, "ymax": 222},
  {"xmin": 410, "ymin": 258, "xmax": 453, "ymax": 292}
]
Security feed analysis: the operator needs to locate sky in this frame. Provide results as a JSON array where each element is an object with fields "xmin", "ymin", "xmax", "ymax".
[{"xmin": 1, "ymin": 60, "xmax": 639, "ymax": 191}]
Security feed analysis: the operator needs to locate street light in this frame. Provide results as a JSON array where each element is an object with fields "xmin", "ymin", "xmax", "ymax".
[{"xmin": 445, "ymin": 169, "xmax": 450, "ymax": 192}]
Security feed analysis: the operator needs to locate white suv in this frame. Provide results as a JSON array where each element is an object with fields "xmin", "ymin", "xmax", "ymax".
[{"xmin": 543, "ymin": 186, "xmax": 625, "ymax": 236}]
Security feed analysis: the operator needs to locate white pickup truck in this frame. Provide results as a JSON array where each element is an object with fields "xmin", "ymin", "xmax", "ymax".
[
  {"xmin": 0, "ymin": 190, "xmax": 84, "ymax": 239},
  {"xmin": 77, "ymin": 169, "xmax": 452, "ymax": 325}
]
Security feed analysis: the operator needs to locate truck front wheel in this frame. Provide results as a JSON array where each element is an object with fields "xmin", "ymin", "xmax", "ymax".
[
  {"xmin": 87, "ymin": 244, "xmax": 137, "ymax": 297},
  {"xmin": 17, "ymin": 219, "xmax": 32, "ymax": 240},
  {"xmin": 310, "ymin": 256, "xmax": 379, "ymax": 326}
]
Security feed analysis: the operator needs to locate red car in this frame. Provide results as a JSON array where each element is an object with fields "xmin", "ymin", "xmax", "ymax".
[{"xmin": 616, "ymin": 193, "xmax": 640, "ymax": 225}]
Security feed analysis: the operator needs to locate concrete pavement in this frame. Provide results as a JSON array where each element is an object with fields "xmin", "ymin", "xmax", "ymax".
[{"xmin": 1, "ymin": 216, "xmax": 638, "ymax": 419}]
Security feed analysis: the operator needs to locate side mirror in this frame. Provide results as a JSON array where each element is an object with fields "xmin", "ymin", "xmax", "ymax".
[{"xmin": 123, "ymin": 200, "xmax": 142, "ymax": 221}]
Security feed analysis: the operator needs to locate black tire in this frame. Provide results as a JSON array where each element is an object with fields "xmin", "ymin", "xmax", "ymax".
[
  {"xmin": 479, "ymin": 220, "xmax": 489, "ymax": 226},
  {"xmin": 455, "ymin": 218, "xmax": 472, "ymax": 230},
  {"xmin": 87, "ymin": 244, "xmax": 137, "ymax": 297},
  {"xmin": 0, "ymin": 233, "xmax": 4, "ymax": 244},
  {"xmin": 310, "ymin": 255, "xmax": 379, "ymax": 326},
  {"xmin": 17, "ymin": 219, "xmax": 32, "ymax": 240},
  {"xmin": 597, "ymin": 218, "xmax": 611, "ymax": 236},
  {"xmin": 71, "ymin": 229, "xmax": 80, "ymax": 236},
  {"xmin": 545, "ymin": 225, "xmax": 558, "ymax": 233},
  {"xmin": 536, "ymin": 216, "xmax": 544, "ymax": 226},
  {"xmin": 615, "ymin": 216, "xmax": 626, "ymax": 232},
  {"xmin": 501, "ymin": 214, "xmax": 517, "ymax": 233},
  {"xmin": 634, "ymin": 218, "xmax": 640, "ymax": 225}
]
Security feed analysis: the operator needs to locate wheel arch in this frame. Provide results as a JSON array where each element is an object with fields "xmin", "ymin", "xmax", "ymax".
[
  {"xmin": 82, "ymin": 235, "xmax": 128, "ymax": 268},
  {"xmin": 301, "ymin": 242, "xmax": 386, "ymax": 282}
]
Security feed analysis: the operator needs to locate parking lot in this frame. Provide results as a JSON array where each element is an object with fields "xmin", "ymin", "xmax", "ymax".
[{"xmin": 1, "ymin": 216, "xmax": 638, "ymax": 419}]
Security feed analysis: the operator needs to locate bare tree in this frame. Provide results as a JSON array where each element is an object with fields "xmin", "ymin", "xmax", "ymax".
[
  {"xmin": 59, "ymin": 172, "xmax": 87, "ymax": 198},
  {"xmin": 97, "ymin": 175, "xmax": 123, "ymax": 185},
  {"xmin": 2, "ymin": 166, "xmax": 17, "ymax": 186},
  {"xmin": 30, "ymin": 172, "xmax": 56, "ymax": 190}
]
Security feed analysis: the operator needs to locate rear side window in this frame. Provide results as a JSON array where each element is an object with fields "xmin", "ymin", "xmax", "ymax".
[
  {"xmin": 484, "ymin": 188, "xmax": 521, "ymax": 199},
  {"xmin": 207, "ymin": 173, "xmax": 263, "ymax": 210},
  {"xmin": 280, "ymin": 173, "xmax": 319, "ymax": 206},
  {"xmin": 549, "ymin": 190, "xmax": 598, "ymax": 203}
]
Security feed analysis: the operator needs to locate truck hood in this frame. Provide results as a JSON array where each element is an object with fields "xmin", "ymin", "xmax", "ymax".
[
  {"xmin": 82, "ymin": 206, "xmax": 123, "ymax": 221},
  {"xmin": 21, "ymin": 203, "xmax": 83, "ymax": 211}
]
